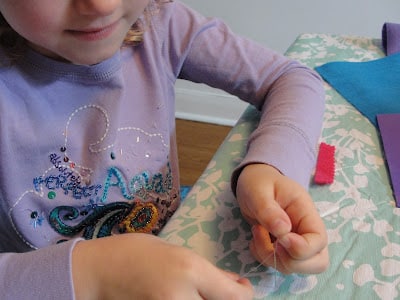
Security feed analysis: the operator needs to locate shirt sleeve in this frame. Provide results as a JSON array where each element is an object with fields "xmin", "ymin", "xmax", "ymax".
[
  {"xmin": 163, "ymin": 1, "xmax": 325, "ymax": 190},
  {"xmin": 0, "ymin": 239, "xmax": 81, "ymax": 300}
]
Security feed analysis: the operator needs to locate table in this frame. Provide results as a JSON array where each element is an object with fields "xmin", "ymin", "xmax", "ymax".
[{"xmin": 160, "ymin": 34, "xmax": 400, "ymax": 299}]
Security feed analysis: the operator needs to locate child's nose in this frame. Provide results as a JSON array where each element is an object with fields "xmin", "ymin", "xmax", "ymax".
[{"xmin": 74, "ymin": 0, "xmax": 121, "ymax": 16}]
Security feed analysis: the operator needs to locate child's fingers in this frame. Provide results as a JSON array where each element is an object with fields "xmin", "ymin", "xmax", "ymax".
[
  {"xmin": 250, "ymin": 225, "xmax": 329, "ymax": 274},
  {"xmin": 281, "ymin": 199, "xmax": 328, "ymax": 260},
  {"xmin": 222, "ymin": 270, "xmax": 253, "ymax": 288},
  {"xmin": 276, "ymin": 243, "xmax": 330, "ymax": 274},
  {"xmin": 197, "ymin": 266, "xmax": 254, "ymax": 300},
  {"xmin": 277, "ymin": 231, "xmax": 327, "ymax": 261},
  {"xmin": 250, "ymin": 198, "xmax": 292, "ymax": 238},
  {"xmin": 249, "ymin": 225, "xmax": 276, "ymax": 267}
]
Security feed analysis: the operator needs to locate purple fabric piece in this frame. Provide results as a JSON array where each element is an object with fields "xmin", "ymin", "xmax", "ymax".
[
  {"xmin": 377, "ymin": 114, "xmax": 400, "ymax": 207},
  {"xmin": 382, "ymin": 22, "xmax": 400, "ymax": 55}
]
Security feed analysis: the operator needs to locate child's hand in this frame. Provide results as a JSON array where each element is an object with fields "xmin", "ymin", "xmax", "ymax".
[
  {"xmin": 72, "ymin": 233, "xmax": 254, "ymax": 300},
  {"xmin": 236, "ymin": 164, "xmax": 329, "ymax": 274}
]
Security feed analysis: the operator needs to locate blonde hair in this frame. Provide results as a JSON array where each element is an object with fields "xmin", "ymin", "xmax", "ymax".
[{"xmin": 0, "ymin": 0, "xmax": 171, "ymax": 56}]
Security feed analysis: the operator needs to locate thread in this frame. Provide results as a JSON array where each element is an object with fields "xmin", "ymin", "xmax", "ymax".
[{"xmin": 241, "ymin": 242, "xmax": 278, "ymax": 288}]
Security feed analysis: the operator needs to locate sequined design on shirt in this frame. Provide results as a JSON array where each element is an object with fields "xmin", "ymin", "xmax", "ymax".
[
  {"xmin": 49, "ymin": 200, "xmax": 159, "ymax": 239},
  {"xmin": 8, "ymin": 103, "xmax": 179, "ymax": 248},
  {"xmin": 46, "ymin": 162, "xmax": 176, "ymax": 240}
]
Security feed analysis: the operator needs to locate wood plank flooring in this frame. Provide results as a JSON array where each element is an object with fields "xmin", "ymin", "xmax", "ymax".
[{"xmin": 176, "ymin": 119, "xmax": 232, "ymax": 186}]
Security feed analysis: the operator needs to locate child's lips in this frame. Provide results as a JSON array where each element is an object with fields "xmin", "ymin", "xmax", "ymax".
[{"xmin": 67, "ymin": 20, "xmax": 119, "ymax": 41}]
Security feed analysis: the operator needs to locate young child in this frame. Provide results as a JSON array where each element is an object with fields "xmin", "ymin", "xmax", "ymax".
[{"xmin": 0, "ymin": 0, "xmax": 329, "ymax": 299}]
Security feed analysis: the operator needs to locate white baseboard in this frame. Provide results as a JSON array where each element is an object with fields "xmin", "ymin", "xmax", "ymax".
[{"xmin": 174, "ymin": 81, "xmax": 248, "ymax": 126}]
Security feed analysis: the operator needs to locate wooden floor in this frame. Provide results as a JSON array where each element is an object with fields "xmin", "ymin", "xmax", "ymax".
[{"xmin": 176, "ymin": 119, "xmax": 232, "ymax": 186}]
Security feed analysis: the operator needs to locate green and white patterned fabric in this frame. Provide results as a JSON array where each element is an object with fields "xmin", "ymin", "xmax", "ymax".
[{"xmin": 160, "ymin": 34, "xmax": 400, "ymax": 299}]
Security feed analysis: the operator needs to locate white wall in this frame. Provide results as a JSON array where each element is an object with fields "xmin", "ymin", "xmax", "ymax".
[{"xmin": 175, "ymin": 0, "xmax": 400, "ymax": 126}]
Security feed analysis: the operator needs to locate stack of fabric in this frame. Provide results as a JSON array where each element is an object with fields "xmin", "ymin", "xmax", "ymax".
[{"xmin": 315, "ymin": 23, "xmax": 400, "ymax": 207}]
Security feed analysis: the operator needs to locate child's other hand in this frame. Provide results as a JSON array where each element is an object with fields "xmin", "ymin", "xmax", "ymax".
[
  {"xmin": 72, "ymin": 234, "xmax": 254, "ymax": 300},
  {"xmin": 236, "ymin": 164, "xmax": 329, "ymax": 274}
]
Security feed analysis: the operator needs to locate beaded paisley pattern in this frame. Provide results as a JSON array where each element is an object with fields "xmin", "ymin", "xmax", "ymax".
[
  {"xmin": 46, "ymin": 162, "xmax": 175, "ymax": 240},
  {"xmin": 49, "ymin": 201, "xmax": 159, "ymax": 239}
]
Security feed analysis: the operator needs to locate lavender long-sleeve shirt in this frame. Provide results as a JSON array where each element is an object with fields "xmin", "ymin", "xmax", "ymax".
[{"xmin": 0, "ymin": 1, "xmax": 324, "ymax": 298}]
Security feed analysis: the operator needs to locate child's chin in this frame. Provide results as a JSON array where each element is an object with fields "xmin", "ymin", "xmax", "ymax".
[{"xmin": 67, "ymin": 48, "xmax": 120, "ymax": 66}]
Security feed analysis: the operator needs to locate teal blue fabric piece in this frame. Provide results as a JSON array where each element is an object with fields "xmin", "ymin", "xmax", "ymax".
[
  {"xmin": 180, "ymin": 185, "xmax": 192, "ymax": 201},
  {"xmin": 315, "ymin": 52, "xmax": 400, "ymax": 127}
]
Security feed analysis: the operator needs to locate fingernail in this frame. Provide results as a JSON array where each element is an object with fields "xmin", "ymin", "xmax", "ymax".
[
  {"xmin": 279, "ymin": 235, "xmax": 291, "ymax": 249},
  {"xmin": 251, "ymin": 224, "xmax": 258, "ymax": 236},
  {"xmin": 272, "ymin": 219, "xmax": 290, "ymax": 235}
]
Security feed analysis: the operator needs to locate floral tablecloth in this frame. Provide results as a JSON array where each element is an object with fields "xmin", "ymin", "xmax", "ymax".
[{"xmin": 160, "ymin": 34, "xmax": 400, "ymax": 299}]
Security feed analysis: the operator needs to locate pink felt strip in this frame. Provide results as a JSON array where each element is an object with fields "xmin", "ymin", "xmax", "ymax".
[{"xmin": 314, "ymin": 142, "xmax": 335, "ymax": 185}]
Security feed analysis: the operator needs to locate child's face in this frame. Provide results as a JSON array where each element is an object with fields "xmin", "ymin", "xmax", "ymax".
[{"xmin": 0, "ymin": 0, "xmax": 151, "ymax": 65}]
